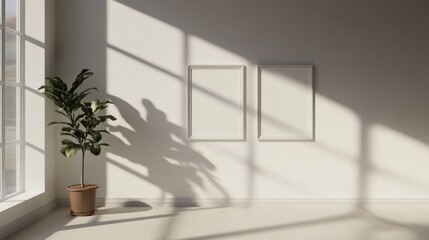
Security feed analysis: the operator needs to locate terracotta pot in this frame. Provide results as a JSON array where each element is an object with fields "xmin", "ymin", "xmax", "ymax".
[{"xmin": 67, "ymin": 184, "xmax": 99, "ymax": 216}]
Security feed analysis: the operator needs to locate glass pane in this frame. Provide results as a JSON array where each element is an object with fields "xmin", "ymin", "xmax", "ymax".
[
  {"xmin": 5, "ymin": 86, "xmax": 20, "ymax": 142},
  {"xmin": 5, "ymin": 32, "xmax": 19, "ymax": 83},
  {"xmin": 6, "ymin": 0, "xmax": 18, "ymax": 30},
  {"xmin": 5, "ymin": 144, "xmax": 19, "ymax": 195}
]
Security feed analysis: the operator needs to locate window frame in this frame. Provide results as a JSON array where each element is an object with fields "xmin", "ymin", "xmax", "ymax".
[{"xmin": 0, "ymin": 0, "xmax": 25, "ymax": 201}]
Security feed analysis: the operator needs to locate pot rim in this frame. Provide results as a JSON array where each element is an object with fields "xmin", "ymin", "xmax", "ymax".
[{"xmin": 67, "ymin": 184, "xmax": 99, "ymax": 192}]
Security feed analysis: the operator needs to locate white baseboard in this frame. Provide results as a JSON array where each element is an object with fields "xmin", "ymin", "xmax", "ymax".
[
  {"xmin": 0, "ymin": 200, "xmax": 57, "ymax": 239},
  {"xmin": 57, "ymin": 197, "xmax": 228, "ymax": 208},
  {"xmin": 57, "ymin": 197, "xmax": 429, "ymax": 208}
]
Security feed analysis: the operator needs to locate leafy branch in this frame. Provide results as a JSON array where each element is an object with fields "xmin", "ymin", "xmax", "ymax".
[{"xmin": 39, "ymin": 69, "xmax": 116, "ymax": 187}]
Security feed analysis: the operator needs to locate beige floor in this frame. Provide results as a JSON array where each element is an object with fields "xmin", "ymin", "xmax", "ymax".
[{"xmin": 6, "ymin": 203, "xmax": 429, "ymax": 240}]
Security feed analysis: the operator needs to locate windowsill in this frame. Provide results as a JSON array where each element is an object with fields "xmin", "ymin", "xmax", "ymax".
[{"xmin": 0, "ymin": 191, "xmax": 43, "ymax": 212}]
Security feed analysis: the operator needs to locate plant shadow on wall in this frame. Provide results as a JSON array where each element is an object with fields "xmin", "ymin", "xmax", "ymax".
[{"xmin": 106, "ymin": 96, "xmax": 229, "ymax": 206}]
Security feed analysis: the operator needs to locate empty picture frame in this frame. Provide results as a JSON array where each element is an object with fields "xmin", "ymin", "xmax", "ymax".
[
  {"xmin": 188, "ymin": 66, "xmax": 246, "ymax": 141},
  {"xmin": 258, "ymin": 65, "xmax": 314, "ymax": 141}
]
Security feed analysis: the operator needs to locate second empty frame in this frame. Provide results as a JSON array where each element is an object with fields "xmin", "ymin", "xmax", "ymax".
[
  {"xmin": 188, "ymin": 66, "xmax": 245, "ymax": 141},
  {"xmin": 258, "ymin": 65, "xmax": 314, "ymax": 141}
]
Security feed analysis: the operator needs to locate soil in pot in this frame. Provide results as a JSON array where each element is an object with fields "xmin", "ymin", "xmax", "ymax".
[{"xmin": 67, "ymin": 184, "xmax": 99, "ymax": 216}]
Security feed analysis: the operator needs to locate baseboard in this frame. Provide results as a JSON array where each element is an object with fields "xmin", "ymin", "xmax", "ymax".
[
  {"xmin": 0, "ymin": 200, "xmax": 57, "ymax": 239},
  {"xmin": 57, "ymin": 197, "xmax": 228, "ymax": 208},
  {"xmin": 57, "ymin": 197, "xmax": 429, "ymax": 208}
]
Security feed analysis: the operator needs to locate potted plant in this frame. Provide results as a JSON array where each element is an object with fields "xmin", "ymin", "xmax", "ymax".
[{"xmin": 39, "ymin": 69, "xmax": 116, "ymax": 216}]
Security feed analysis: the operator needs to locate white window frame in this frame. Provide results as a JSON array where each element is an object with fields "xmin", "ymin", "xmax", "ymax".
[{"xmin": 0, "ymin": 0, "xmax": 25, "ymax": 201}]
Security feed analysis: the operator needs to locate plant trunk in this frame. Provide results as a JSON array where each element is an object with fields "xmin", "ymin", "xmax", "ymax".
[{"xmin": 81, "ymin": 150, "xmax": 85, "ymax": 187}]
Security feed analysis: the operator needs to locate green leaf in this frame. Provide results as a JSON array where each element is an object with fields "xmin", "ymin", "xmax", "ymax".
[
  {"xmin": 93, "ymin": 100, "xmax": 112, "ymax": 113},
  {"xmin": 90, "ymin": 143, "xmax": 101, "ymax": 156},
  {"xmin": 84, "ymin": 139, "xmax": 97, "ymax": 144},
  {"xmin": 60, "ymin": 145, "xmax": 68, "ymax": 156},
  {"xmin": 61, "ymin": 139, "xmax": 79, "ymax": 146},
  {"xmin": 44, "ymin": 92, "xmax": 62, "ymax": 106},
  {"xmin": 59, "ymin": 132, "xmax": 77, "ymax": 138},
  {"xmin": 93, "ymin": 105, "xmax": 107, "ymax": 114},
  {"xmin": 98, "ymin": 115, "xmax": 117, "ymax": 122},
  {"xmin": 61, "ymin": 127, "xmax": 75, "ymax": 132},
  {"xmin": 47, "ymin": 121, "xmax": 73, "ymax": 127},
  {"xmin": 99, "ymin": 100, "xmax": 112, "ymax": 106},
  {"xmin": 51, "ymin": 86, "xmax": 67, "ymax": 95},
  {"xmin": 46, "ymin": 77, "xmax": 68, "ymax": 92},
  {"xmin": 60, "ymin": 142, "xmax": 81, "ymax": 158},
  {"xmin": 81, "ymin": 104, "xmax": 92, "ymax": 115},
  {"xmin": 89, "ymin": 130, "xmax": 102, "ymax": 142},
  {"xmin": 65, "ymin": 147, "xmax": 79, "ymax": 158},
  {"xmin": 68, "ymin": 69, "xmax": 93, "ymax": 94},
  {"xmin": 75, "ymin": 114, "xmax": 85, "ymax": 123},
  {"xmin": 94, "ymin": 101, "xmax": 110, "ymax": 112},
  {"xmin": 96, "ymin": 130, "xmax": 110, "ymax": 134},
  {"xmin": 43, "ymin": 89, "xmax": 60, "ymax": 99},
  {"xmin": 61, "ymin": 140, "xmax": 81, "ymax": 151},
  {"xmin": 83, "ymin": 87, "xmax": 99, "ymax": 93},
  {"xmin": 83, "ymin": 141, "xmax": 92, "ymax": 148},
  {"xmin": 55, "ymin": 108, "xmax": 69, "ymax": 118},
  {"xmin": 70, "ymin": 88, "xmax": 97, "ymax": 109},
  {"xmin": 80, "ymin": 118, "xmax": 89, "ymax": 128},
  {"xmin": 91, "ymin": 100, "xmax": 99, "ymax": 112},
  {"xmin": 75, "ymin": 129, "xmax": 85, "ymax": 139}
]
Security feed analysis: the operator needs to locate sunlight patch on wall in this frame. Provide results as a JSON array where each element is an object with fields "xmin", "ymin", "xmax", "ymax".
[
  {"xmin": 25, "ymin": 91, "xmax": 44, "ymax": 151},
  {"xmin": 24, "ymin": 147, "xmax": 44, "ymax": 194},
  {"xmin": 106, "ymin": 46, "xmax": 183, "ymax": 124},
  {"xmin": 255, "ymin": 144, "xmax": 357, "ymax": 198},
  {"xmin": 107, "ymin": 0, "xmax": 184, "ymax": 77},
  {"xmin": 24, "ymin": 0, "xmax": 45, "ymax": 42},
  {"xmin": 188, "ymin": 35, "xmax": 247, "ymax": 64},
  {"xmin": 253, "ymin": 94, "xmax": 361, "ymax": 198},
  {"xmin": 316, "ymin": 95, "xmax": 361, "ymax": 161},
  {"xmin": 368, "ymin": 124, "xmax": 429, "ymax": 197},
  {"xmin": 24, "ymin": 41, "xmax": 45, "ymax": 91}
]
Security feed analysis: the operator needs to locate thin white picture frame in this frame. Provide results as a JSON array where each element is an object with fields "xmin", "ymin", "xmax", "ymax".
[
  {"xmin": 257, "ymin": 65, "xmax": 314, "ymax": 141},
  {"xmin": 187, "ymin": 65, "xmax": 246, "ymax": 141}
]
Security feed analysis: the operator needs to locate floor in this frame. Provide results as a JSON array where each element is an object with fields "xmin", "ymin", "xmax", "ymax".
[{"xmin": 7, "ymin": 203, "xmax": 429, "ymax": 240}]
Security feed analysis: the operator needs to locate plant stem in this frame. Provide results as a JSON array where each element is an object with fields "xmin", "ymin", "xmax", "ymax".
[{"xmin": 81, "ymin": 150, "xmax": 85, "ymax": 187}]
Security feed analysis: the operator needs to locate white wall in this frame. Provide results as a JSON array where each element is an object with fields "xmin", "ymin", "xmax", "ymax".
[
  {"xmin": 0, "ymin": 0, "xmax": 56, "ymax": 231},
  {"xmin": 55, "ymin": 0, "xmax": 429, "ymax": 204}
]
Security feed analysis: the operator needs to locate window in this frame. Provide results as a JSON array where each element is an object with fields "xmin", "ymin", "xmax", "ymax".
[{"xmin": 0, "ymin": 0, "xmax": 24, "ymax": 201}]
